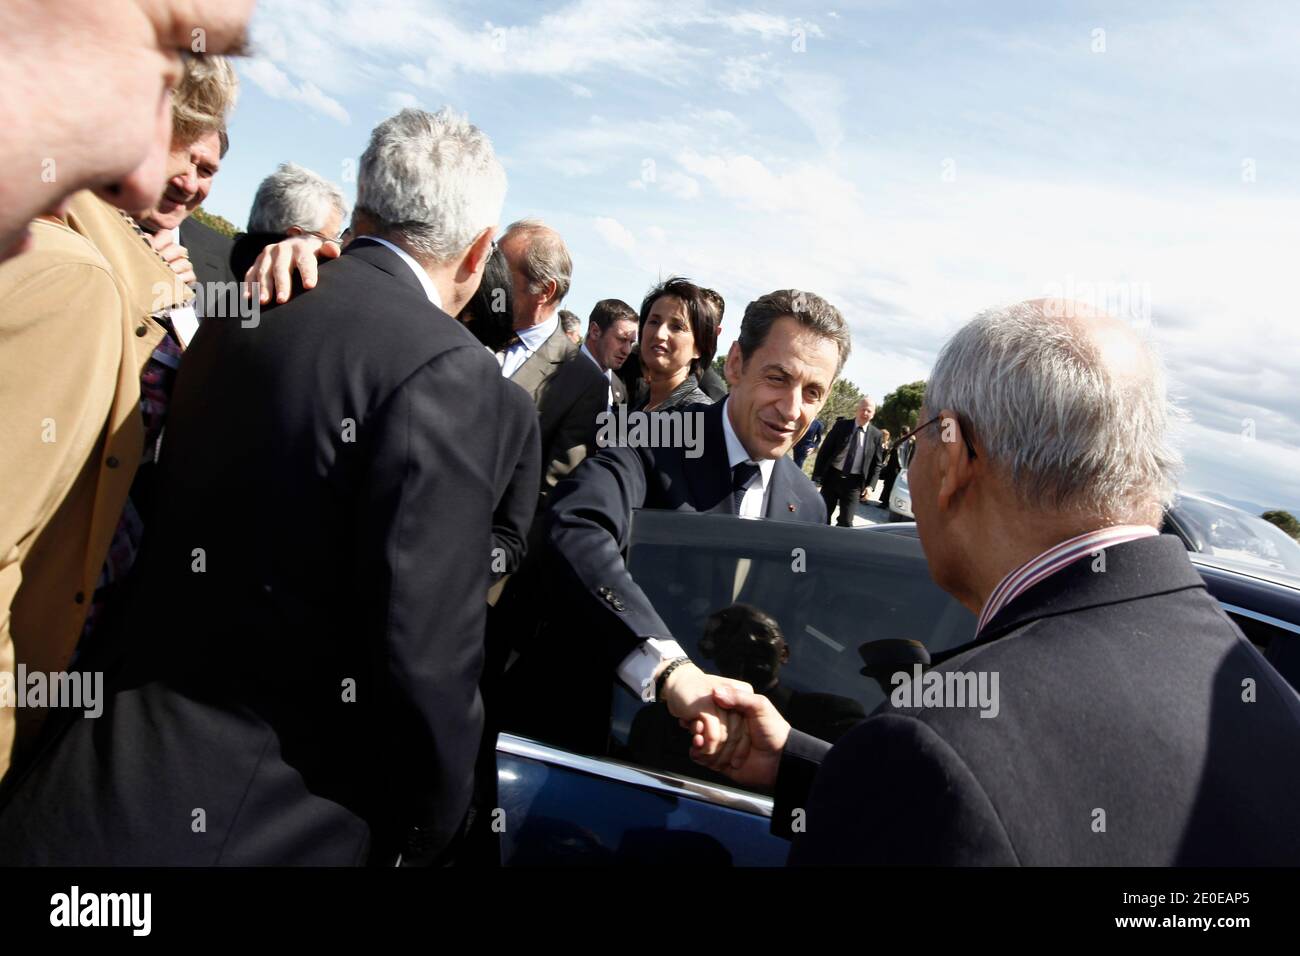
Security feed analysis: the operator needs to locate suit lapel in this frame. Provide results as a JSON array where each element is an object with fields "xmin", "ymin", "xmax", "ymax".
[
  {"xmin": 512, "ymin": 324, "xmax": 573, "ymax": 400},
  {"xmin": 684, "ymin": 401, "xmax": 732, "ymax": 514},
  {"xmin": 765, "ymin": 457, "xmax": 806, "ymax": 521}
]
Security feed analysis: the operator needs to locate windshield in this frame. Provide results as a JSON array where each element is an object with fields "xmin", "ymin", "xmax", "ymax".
[{"xmin": 1173, "ymin": 496, "xmax": 1300, "ymax": 575}]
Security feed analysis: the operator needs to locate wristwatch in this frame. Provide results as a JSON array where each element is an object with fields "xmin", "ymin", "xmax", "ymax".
[{"xmin": 654, "ymin": 656, "xmax": 691, "ymax": 703}]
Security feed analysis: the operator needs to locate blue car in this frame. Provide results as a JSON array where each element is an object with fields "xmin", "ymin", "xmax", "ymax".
[{"xmin": 496, "ymin": 510, "xmax": 1300, "ymax": 865}]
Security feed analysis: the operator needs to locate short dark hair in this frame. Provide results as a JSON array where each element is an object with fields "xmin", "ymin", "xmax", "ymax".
[
  {"xmin": 737, "ymin": 289, "xmax": 850, "ymax": 377},
  {"xmin": 589, "ymin": 298, "xmax": 637, "ymax": 333},
  {"xmin": 558, "ymin": 309, "xmax": 581, "ymax": 336},
  {"xmin": 638, "ymin": 276, "xmax": 717, "ymax": 379},
  {"xmin": 701, "ymin": 287, "xmax": 725, "ymax": 326}
]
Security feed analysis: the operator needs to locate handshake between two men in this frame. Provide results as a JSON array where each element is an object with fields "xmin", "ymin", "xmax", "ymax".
[{"xmin": 665, "ymin": 666, "xmax": 787, "ymax": 793}]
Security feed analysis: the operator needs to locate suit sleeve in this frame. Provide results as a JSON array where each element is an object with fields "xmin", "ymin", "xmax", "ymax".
[
  {"xmin": 491, "ymin": 383, "xmax": 541, "ymax": 581},
  {"xmin": 538, "ymin": 369, "xmax": 607, "ymax": 500},
  {"xmin": 770, "ymin": 729, "xmax": 833, "ymax": 839},
  {"xmin": 0, "ymin": 259, "xmax": 121, "ymax": 782},
  {"xmin": 545, "ymin": 446, "xmax": 675, "ymax": 669},
  {"xmin": 865, "ymin": 430, "xmax": 885, "ymax": 488},
  {"xmin": 786, "ymin": 713, "xmax": 1020, "ymax": 865},
  {"xmin": 359, "ymin": 344, "xmax": 499, "ymax": 864}
]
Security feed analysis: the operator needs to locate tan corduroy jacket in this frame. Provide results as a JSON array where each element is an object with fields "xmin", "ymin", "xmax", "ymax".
[{"xmin": 0, "ymin": 191, "xmax": 190, "ymax": 779}]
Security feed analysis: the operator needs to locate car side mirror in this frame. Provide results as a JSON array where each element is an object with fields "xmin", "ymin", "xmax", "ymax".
[{"xmin": 858, "ymin": 638, "xmax": 931, "ymax": 695}]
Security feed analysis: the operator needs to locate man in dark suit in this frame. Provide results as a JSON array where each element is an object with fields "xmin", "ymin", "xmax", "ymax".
[
  {"xmin": 702, "ymin": 299, "xmax": 1300, "ymax": 865},
  {"xmin": 812, "ymin": 397, "xmax": 885, "ymax": 527},
  {"xmin": 698, "ymin": 288, "xmax": 729, "ymax": 401},
  {"xmin": 580, "ymin": 298, "xmax": 639, "ymax": 409},
  {"xmin": 0, "ymin": 108, "xmax": 526, "ymax": 866},
  {"xmin": 792, "ymin": 416, "xmax": 825, "ymax": 468},
  {"xmin": 501, "ymin": 289, "xmax": 851, "ymax": 760}
]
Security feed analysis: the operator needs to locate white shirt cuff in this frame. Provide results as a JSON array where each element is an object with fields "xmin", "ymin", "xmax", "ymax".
[{"xmin": 617, "ymin": 638, "xmax": 688, "ymax": 703}]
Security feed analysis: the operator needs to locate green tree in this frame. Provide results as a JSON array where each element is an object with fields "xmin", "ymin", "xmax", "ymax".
[
  {"xmin": 876, "ymin": 380, "xmax": 926, "ymax": 439},
  {"xmin": 709, "ymin": 354, "xmax": 728, "ymax": 388},
  {"xmin": 1261, "ymin": 510, "xmax": 1300, "ymax": 541},
  {"xmin": 190, "ymin": 206, "xmax": 238, "ymax": 238},
  {"xmin": 817, "ymin": 377, "xmax": 863, "ymax": 428}
]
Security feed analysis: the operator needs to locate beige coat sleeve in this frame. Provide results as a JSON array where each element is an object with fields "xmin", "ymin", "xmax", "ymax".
[{"xmin": 0, "ymin": 256, "xmax": 120, "ymax": 781}]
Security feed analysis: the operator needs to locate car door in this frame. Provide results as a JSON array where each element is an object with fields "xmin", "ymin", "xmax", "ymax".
[{"xmin": 496, "ymin": 510, "xmax": 975, "ymax": 865}]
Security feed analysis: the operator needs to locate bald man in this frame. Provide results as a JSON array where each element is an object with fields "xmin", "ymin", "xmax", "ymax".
[{"xmin": 704, "ymin": 299, "xmax": 1300, "ymax": 865}]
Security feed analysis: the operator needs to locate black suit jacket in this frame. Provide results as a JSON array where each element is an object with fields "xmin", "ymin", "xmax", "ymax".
[
  {"xmin": 492, "ymin": 381, "xmax": 542, "ymax": 579},
  {"xmin": 699, "ymin": 366, "xmax": 728, "ymax": 401},
  {"xmin": 812, "ymin": 418, "xmax": 884, "ymax": 487},
  {"xmin": 499, "ymin": 399, "xmax": 825, "ymax": 753},
  {"xmin": 545, "ymin": 399, "xmax": 826, "ymax": 670},
  {"xmin": 0, "ymin": 240, "xmax": 531, "ymax": 865},
  {"xmin": 535, "ymin": 350, "xmax": 610, "ymax": 501},
  {"xmin": 179, "ymin": 215, "xmax": 237, "ymax": 300},
  {"xmin": 773, "ymin": 534, "xmax": 1300, "ymax": 865}
]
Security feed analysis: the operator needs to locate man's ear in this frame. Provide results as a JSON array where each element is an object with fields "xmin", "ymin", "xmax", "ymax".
[
  {"xmin": 462, "ymin": 227, "xmax": 494, "ymax": 277},
  {"xmin": 285, "ymin": 225, "xmax": 305, "ymax": 237},
  {"xmin": 935, "ymin": 409, "xmax": 976, "ymax": 513},
  {"xmin": 723, "ymin": 341, "xmax": 743, "ymax": 386}
]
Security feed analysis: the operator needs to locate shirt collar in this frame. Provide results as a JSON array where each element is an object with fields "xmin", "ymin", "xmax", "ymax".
[
  {"xmin": 358, "ymin": 235, "xmax": 443, "ymax": 310},
  {"xmin": 976, "ymin": 524, "xmax": 1160, "ymax": 634},
  {"xmin": 721, "ymin": 397, "xmax": 775, "ymax": 487},
  {"xmin": 518, "ymin": 312, "xmax": 559, "ymax": 352},
  {"xmin": 580, "ymin": 342, "xmax": 610, "ymax": 378}
]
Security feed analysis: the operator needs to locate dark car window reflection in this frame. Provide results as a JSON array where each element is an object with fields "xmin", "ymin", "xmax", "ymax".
[{"xmin": 613, "ymin": 511, "xmax": 976, "ymax": 791}]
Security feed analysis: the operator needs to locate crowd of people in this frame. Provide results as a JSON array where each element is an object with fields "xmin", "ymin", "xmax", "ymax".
[{"xmin": 1, "ymin": 0, "xmax": 1298, "ymax": 867}]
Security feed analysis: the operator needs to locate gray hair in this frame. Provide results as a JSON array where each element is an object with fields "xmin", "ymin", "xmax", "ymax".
[
  {"xmin": 923, "ymin": 302, "xmax": 1183, "ymax": 522},
  {"xmin": 247, "ymin": 162, "xmax": 347, "ymax": 235},
  {"xmin": 503, "ymin": 218, "xmax": 572, "ymax": 303},
  {"xmin": 737, "ymin": 289, "xmax": 851, "ymax": 377},
  {"xmin": 355, "ymin": 108, "xmax": 507, "ymax": 262}
]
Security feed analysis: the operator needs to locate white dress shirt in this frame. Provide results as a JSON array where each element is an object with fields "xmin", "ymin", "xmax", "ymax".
[
  {"xmin": 500, "ymin": 312, "xmax": 559, "ymax": 378},
  {"xmin": 615, "ymin": 398, "xmax": 776, "ymax": 702},
  {"xmin": 580, "ymin": 342, "xmax": 616, "ymax": 410},
  {"xmin": 358, "ymin": 235, "xmax": 444, "ymax": 310}
]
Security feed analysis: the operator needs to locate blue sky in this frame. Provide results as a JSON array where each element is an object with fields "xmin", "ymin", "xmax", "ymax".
[{"xmin": 209, "ymin": 0, "xmax": 1300, "ymax": 516}]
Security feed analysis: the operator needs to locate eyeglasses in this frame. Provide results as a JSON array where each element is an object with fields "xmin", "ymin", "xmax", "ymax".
[
  {"xmin": 906, "ymin": 413, "xmax": 978, "ymax": 460},
  {"xmin": 303, "ymin": 228, "xmax": 345, "ymax": 245}
]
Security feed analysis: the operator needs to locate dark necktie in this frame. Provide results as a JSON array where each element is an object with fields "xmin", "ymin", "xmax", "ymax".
[
  {"xmin": 732, "ymin": 461, "xmax": 760, "ymax": 514},
  {"xmin": 495, "ymin": 332, "xmax": 522, "ymax": 369}
]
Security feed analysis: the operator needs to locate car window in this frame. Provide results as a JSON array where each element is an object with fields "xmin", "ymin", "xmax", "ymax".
[
  {"xmin": 1173, "ymin": 497, "xmax": 1300, "ymax": 574},
  {"xmin": 611, "ymin": 510, "xmax": 975, "ymax": 790}
]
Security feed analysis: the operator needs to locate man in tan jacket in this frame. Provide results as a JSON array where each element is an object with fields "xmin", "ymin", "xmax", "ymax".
[{"xmin": 0, "ymin": 56, "xmax": 238, "ymax": 782}]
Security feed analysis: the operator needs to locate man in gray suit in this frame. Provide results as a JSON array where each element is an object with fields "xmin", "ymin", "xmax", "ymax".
[{"xmin": 497, "ymin": 219, "xmax": 607, "ymax": 501}]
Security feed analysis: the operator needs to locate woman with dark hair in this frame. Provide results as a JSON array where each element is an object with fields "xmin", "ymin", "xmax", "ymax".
[
  {"xmin": 635, "ymin": 276, "xmax": 717, "ymax": 411},
  {"xmin": 461, "ymin": 247, "xmax": 516, "ymax": 352}
]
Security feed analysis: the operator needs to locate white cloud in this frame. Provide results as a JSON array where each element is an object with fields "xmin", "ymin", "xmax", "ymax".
[
  {"xmin": 239, "ymin": 58, "xmax": 351, "ymax": 125},
  {"xmin": 720, "ymin": 54, "xmax": 772, "ymax": 93},
  {"xmin": 594, "ymin": 216, "xmax": 637, "ymax": 254},
  {"xmin": 658, "ymin": 170, "xmax": 700, "ymax": 199}
]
